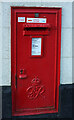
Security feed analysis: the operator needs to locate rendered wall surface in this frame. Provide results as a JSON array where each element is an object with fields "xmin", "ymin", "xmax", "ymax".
[{"xmin": 0, "ymin": 0, "xmax": 73, "ymax": 85}]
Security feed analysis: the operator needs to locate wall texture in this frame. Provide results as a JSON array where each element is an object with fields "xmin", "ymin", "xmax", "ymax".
[{"xmin": 0, "ymin": 1, "xmax": 73, "ymax": 86}]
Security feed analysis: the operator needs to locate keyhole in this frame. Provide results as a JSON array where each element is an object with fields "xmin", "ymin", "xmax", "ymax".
[{"xmin": 20, "ymin": 69, "xmax": 23, "ymax": 74}]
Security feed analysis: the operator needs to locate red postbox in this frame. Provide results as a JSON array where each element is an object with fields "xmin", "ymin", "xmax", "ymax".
[{"xmin": 11, "ymin": 7, "xmax": 62, "ymax": 116}]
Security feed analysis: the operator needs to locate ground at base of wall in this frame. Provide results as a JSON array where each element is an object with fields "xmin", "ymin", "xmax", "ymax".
[{"xmin": 1, "ymin": 84, "xmax": 73, "ymax": 119}]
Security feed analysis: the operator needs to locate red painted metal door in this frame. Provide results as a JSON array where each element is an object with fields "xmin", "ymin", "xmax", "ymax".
[{"xmin": 11, "ymin": 7, "xmax": 61, "ymax": 116}]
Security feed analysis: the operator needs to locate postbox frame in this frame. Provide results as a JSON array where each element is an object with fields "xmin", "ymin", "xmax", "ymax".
[{"xmin": 11, "ymin": 7, "xmax": 62, "ymax": 116}]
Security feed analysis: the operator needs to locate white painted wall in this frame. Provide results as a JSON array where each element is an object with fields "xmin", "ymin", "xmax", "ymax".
[{"xmin": 0, "ymin": 0, "xmax": 73, "ymax": 86}]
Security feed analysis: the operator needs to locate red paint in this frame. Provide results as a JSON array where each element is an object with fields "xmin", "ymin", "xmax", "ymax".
[
  {"xmin": 26, "ymin": 77, "xmax": 45, "ymax": 99},
  {"xmin": 11, "ymin": 7, "xmax": 62, "ymax": 116}
]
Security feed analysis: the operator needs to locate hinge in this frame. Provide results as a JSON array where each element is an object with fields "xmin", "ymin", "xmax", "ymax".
[{"xmin": 15, "ymin": 74, "xmax": 17, "ymax": 88}]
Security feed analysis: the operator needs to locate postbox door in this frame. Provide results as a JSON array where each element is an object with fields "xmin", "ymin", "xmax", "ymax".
[{"xmin": 11, "ymin": 7, "xmax": 61, "ymax": 116}]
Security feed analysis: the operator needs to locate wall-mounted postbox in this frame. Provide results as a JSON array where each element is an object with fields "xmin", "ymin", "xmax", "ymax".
[{"xmin": 11, "ymin": 7, "xmax": 62, "ymax": 116}]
